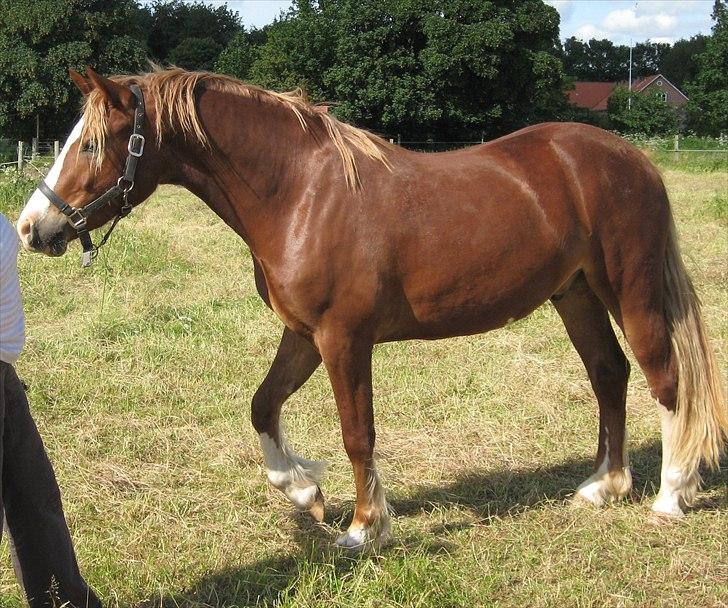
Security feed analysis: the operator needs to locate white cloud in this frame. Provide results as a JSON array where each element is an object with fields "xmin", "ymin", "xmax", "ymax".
[
  {"xmin": 545, "ymin": 0, "xmax": 574, "ymax": 21},
  {"xmin": 570, "ymin": 1, "xmax": 712, "ymax": 44},
  {"xmin": 650, "ymin": 37, "xmax": 676, "ymax": 44},
  {"xmin": 635, "ymin": 1, "xmax": 706, "ymax": 17},
  {"xmin": 603, "ymin": 9, "xmax": 640, "ymax": 31},
  {"xmin": 602, "ymin": 9, "xmax": 677, "ymax": 33},
  {"xmin": 574, "ymin": 24, "xmax": 608, "ymax": 40}
]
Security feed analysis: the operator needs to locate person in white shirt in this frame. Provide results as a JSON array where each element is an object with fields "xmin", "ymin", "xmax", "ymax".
[{"xmin": 0, "ymin": 213, "xmax": 101, "ymax": 608}]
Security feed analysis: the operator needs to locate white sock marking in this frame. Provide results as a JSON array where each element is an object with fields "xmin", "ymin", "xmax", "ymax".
[
  {"xmin": 652, "ymin": 403, "xmax": 696, "ymax": 517},
  {"xmin": 336, "ymin": 466, "xmax": 392, "ymax": 550},
  {"xmin": 259, "ymin": 431, "xmax": 326, "ymax": 510},
  {"xmin": 576, "ymin": 429, "xmax": 632, "ymax": 506}
]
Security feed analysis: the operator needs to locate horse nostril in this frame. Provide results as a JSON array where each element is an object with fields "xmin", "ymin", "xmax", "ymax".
[
  {"xmin": 18, "ymin": 219, "xmax": 32, "ymax": 238},
  {"xmin": 29, "ymin": 223, "xmax": 43, "ymax": 250}
]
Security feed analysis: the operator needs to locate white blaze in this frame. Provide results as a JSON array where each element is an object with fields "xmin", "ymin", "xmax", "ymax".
[{"xmin": 17, "ymin": 118, "xmax": 85, "ymax": 246}]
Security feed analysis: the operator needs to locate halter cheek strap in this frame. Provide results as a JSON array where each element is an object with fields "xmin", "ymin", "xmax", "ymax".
[{"xmin": 39, "ymin": 84, "xmax": 146, "ymax": 267}]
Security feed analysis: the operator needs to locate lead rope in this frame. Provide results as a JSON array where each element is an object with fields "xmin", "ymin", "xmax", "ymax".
[{"xmin": 81, "ymin": 193, "xmax": 133, "ymax": 267}]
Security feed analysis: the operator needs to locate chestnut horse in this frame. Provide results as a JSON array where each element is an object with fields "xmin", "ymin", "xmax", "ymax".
[{"xmin": 17, "ymin": 68, "xmax": 727, "ymax": 549}]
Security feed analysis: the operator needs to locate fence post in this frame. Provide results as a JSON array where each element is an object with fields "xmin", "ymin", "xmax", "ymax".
[
  {"xmin": 397, "ymin": 133, "xmax": 401, "ymax": 145},
  {"xmin": 17, "ymin": 141, "xmax": 24, "ymax": 172},
  {"xmin": 674, "ymin": 134, "xmax": 679, "ymax": 160},
  {"xmin": 31, "ymin": 137, "xmax": 38, "ymax": 158},
  {"xmin": 54, "ymin": 140, "xmax": 60, "ymax": 160}
]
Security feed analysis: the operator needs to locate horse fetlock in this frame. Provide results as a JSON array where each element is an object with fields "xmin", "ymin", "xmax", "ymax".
[
  {"xmin": 652, "ymin": 466, "xmax": 699, "ymax": 517},
  {"xmin": 335, "ymin": 509, "xmax": 391, "ymax": 552},
  {"xmin": 283, "ymin": 482, "xmax": 322, "ymax": 510},
  {"xmin": 574, "ymin": 467, "xmax": 632, "ymax": 507}
]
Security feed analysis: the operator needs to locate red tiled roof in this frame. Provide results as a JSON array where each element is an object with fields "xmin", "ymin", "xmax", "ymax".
[
  {"xmin": 568, "ymin": 74, "xmax": 688, "ymax": 111},
  {"xmin": 631, "ymin": 75, "xmax": 660, "ymax": 92},
  {"xmin": 567, "ymin": 82, "xmax": 618, "ymax": 111}
]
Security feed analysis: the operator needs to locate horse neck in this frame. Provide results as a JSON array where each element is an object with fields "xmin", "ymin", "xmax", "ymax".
[{"xmin": 164, "ymin": 88, "xmax": 326, "ymax": 254}]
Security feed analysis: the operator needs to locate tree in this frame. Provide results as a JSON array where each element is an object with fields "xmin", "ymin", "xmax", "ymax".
[
  {"xmin": 167, "ymin": 36, "xmax": 223, "ymax": 71},
  {"xmin": 215, "ymin": 30, "xmax": 260, "ymax": 81},
  {"xmin": 632, "ymin": 41, "xmax": 670, "ymax": 78},
  {"xmin": 561, "ymin": 37, "xmax": 629, "ymax": 81},
  {"xmin": 246, "ymin": 0, "xmax": 567, "ymax": 140},
  {"xmin": 0, "ymin": 0, "xmax": 149, "ymax": 140},
  {"xmin": 685, "ymin": 1, "xmax": 728, "ymax": 135},
  {"xmin": 607, "ymin": 87, "xmax": 678, "ymax": 135},
  {"xmin": 562, "ymin": 37, "xmax": 697, "ymax": 85},
  {"xmin": 247, "ymin": 0, "xmax": 335, "ymax": 99},
  {"xmin": 145, "ymin": 0, "xmax": 240, "ymax": 67},
  {"xmin": 660, "ymin": 35, "xmax": 708, "ymax": 89}
]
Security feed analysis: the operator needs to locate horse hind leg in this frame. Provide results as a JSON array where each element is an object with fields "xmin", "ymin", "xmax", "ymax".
[
  {"xmin": 613, "ymin": 223, "xmax": 726, "ymax": 517},
  {"xmin": 251, "ymin": 327, "xmax": 327, "ymax": 521},
  {"xmin": 552, "ymin": 274, "xmax": 633, "ymax": 505},
  {"xmin": 621, "ymin": 280, "xmax": 726, "ymax": 515}
]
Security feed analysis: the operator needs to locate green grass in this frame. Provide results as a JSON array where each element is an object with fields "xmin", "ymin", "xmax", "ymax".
[{"xmin": 0, "ymin": 165, "xmax": 726, "ymax": 608}]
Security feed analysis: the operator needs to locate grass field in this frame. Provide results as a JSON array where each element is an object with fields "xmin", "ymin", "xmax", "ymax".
[{"xmin": 0, "ymin": 164, "xmax": 726, "ymax": 607}]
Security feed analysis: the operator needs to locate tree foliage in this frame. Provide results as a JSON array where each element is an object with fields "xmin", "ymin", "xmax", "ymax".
[
  {"xmin": 561, "ymin": 35, "xmax": 703, "ymax": 89},
  {"xmin": 144, "ymin": 0, "xmax": 240, "ymax": 69},
  {"xmin": 236, "ymin": 0, "xmax": 566, "ymax": 140},
  {"xmin": 0, "ymin": 0, "xmax": 148, "ymax": 139},
  {"xmin": 660, "ymin": 35, "xmax": 708, "ymax": 88},
  {"xmin": 607, "ymin": 87, "xmax": 678, "ymax": 135},
  {"xmin": 215, "ymin": 31, "xmax": 258, "ymax": 81},
  {"xmin": 685, "ymin": 0, "xmax": 728, "ymax": 135},
  {"xmin": 562, "ymin": 37, "xmax": 630, "ymax": 81}
]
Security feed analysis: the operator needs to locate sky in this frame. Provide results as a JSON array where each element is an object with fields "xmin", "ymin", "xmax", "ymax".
[{"xmin": 196, "ymin": 0, "xmax": 716, "ymax": 45}]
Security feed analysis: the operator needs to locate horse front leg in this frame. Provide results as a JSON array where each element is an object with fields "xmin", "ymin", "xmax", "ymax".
[
  {"xmin": 251, "ymin": 327, "xmax": 326, "ymax": 521},
  {"xmin": 317, "ymin": 329, "xmax": 391, "ymax": 550}
]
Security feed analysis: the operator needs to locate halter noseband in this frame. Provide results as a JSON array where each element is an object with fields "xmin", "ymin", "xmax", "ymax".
[{"xmin": 39, "ymin": 84, "xmax": 146, "ymax": 267}]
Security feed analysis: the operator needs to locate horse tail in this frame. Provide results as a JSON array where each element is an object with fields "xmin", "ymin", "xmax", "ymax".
[{"xmin": 662, "ymin": 219, "xmax": 728, "ymax": 475}]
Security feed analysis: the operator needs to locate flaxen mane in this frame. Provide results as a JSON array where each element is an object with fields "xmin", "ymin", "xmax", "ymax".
[{"xmin": 80, "ymin": 67, "xmax": 391, "ymax": 188}]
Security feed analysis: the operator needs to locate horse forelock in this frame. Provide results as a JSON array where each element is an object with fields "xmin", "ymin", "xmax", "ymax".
[{"xmin": 79, "ymin": 67, "xmax": 391, "ymax": 189}]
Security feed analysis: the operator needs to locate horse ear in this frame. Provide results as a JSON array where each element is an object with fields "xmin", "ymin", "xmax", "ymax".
[
  {"xmin": 85, "ymin": 66, "xmax": 134, "ymax": 109},
  {"xmin": 69, "ymin": 69, "xmax": 93, "ymax": 96}
]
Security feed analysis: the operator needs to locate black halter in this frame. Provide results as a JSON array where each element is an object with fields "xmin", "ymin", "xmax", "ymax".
[{"xmin": 39, "ymin": 84, "xmax": 146, "ymax": 267}]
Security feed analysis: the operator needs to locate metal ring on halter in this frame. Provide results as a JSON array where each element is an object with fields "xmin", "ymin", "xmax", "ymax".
[{"xmin": 117, "ymin": 176, "xmax": 135, "ymax": 193}]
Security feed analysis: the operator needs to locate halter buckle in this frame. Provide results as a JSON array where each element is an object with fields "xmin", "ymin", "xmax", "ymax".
[
  {"xmin": 68, "ymin": 210, "xmax": 88, "ymax": 230},
  {"xmin": 128, "ymin": 133, "xmax": 145, "ymax": 157}
]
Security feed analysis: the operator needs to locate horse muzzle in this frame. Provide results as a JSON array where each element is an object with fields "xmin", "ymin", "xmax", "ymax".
[{"xmin": 19, "ymin": 218, "xmax": 69, "ymax": 257}]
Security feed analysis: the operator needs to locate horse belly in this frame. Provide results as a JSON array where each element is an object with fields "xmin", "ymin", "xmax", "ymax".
[{"xmin": 384, "ymin": 204, "xmax": 582, "ymax": 341}]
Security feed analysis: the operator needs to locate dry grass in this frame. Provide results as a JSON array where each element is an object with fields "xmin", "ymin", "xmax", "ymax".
[{"xmin": 0, "ymin": 167, "xmax": 726, "ymax": 607}]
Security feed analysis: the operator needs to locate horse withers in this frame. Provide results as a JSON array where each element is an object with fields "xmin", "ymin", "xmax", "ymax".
[{"xmin": 17, "ymin": 68, "xmax": 727, "ymax": 549}]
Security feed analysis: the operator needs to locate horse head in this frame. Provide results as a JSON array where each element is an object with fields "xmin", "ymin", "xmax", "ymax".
[{"xmin": 17, "ymin": 68, "xmax": 164, "ymax": 264}]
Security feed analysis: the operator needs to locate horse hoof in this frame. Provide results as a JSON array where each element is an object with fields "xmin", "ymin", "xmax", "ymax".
[
  {"xmin": 572, "ymin": 484, "xmax": 609, "ymax": 507},
  {"xmin": 334, "ymin": 514, "xmax": 391, "ymax": 552},
  {"xmin": 651, "ymin": 494, "xmax": 685, "ymax": 518},
  {"xmin": 308, "ymin": 487, "xmax": 325, "ymax": 522},
  {"xmin": 335, "ymin": 526, "xmax": 370, "ymax": 552}
]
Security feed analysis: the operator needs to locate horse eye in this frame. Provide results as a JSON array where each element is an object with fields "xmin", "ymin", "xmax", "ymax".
[{"xmin": 81, "ymin": 141, "xmax": 95, "ymax": 154}]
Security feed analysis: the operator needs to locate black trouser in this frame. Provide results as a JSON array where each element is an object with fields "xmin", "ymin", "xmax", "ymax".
[{"xmin": 0, "ymin": 361, "xmax": 101, "ymax": 608}]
